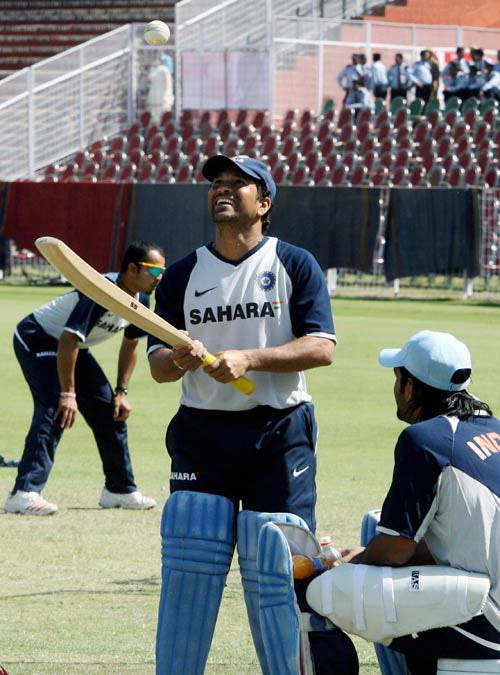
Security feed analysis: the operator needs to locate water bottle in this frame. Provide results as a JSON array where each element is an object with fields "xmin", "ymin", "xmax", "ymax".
[
  {"xmin": 292, "ymin": 553, "xmax": 333, "ymax": 579},
  {"xmin": 319, "ymin": 535, "xmax": 342, "ymax": 562}
]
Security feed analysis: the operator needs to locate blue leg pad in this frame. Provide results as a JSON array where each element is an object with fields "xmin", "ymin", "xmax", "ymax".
[
  {"xmin": 237, "ymin": 510, "xmax": 307, "ymax": 675},
  {"xmin": 257, "ymin": 522, "xmax": 300, "ymax": 674},
  {"xmin": 156, "ymin": 491, "xmax": 235, "ymax": 675},
  {"xmin": 361, "ymin": 509, "xmax": 407, "ymax": 675}
]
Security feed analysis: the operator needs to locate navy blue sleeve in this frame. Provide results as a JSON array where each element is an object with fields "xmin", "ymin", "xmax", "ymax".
[
  {"xmin": 378, "ymin": 422, "xmax": 447, "ymax": 539},
  {"xmin": 276, "ymin": 241, "xmax": 335, "ymax": 338},
  {"xmin": 147, "ymin": 251, "xmax": 197, "ymax": 350},
  {"xmin": 64, "ymin": 291, "xmax": 107, "ymax": 338}
]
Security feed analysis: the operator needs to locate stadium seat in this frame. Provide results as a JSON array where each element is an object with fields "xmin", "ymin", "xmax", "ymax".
[
  {"xmin": 427, "ymin": 164, "xmax": 446, "ymax": 186},
  {"xmin": 484, "ymin": 165, "xmax": 500, "ymax": 187},
  {"xmin": 391, "ymin": 166, "xmax": 410, "ymax": 186},
  {"xmin": 243, "ymin": 135, "xmax": 259, "ymax": 157},
  {"xmin": 251, "ymin": 111, "xmax": 267, "ymax": 129},
  {"xmin": 160, "ymin": 110, "xmax": 173, "ymax": 127},
  {"xmin": 272, "ymin": 161, "xmax": 289, "ymax": 185},
  {"xmin": 444, "ymin": 95, "xmax": 461, "ymax": 111},
  {"xmin": 337, "ymin": 107, "xmax": 354, "ymax": 129},
  {"xmin": 138, "ymin": 160, "xmax": 156, "ymax": 182},
  {"xmin": 202, "ymin": 134, "xmax": 222, "ymax": 157},
  {"xmin": 409, "ymin": 98, "xmax": 425, "ymax": 121},
  {"xmin": 436, "ymin": 136, "xmax": 452, "ymax": 158},
  {"xmin": 291, "ymin": 165, "xmax": 312, "ymax": 186},
  {"xmin": 340, "ymin": 151, "xmax": 356, "ymax": 170},
  {"xmin": 235, "ymin": 109, "xmax": 247, "ymax": 127},
  {"xmin": 140, "ymin": 110, "xmax": 152, "ymax": 129},
  {"xmin": 300, "ymin": 134, "xmax": 317, "ymax": 157},
  {"xmin": 447, "ymin": 164, "xmax": 465, "ymax": 187},
  {"xmin": 157, "ymin": 163, "xmax": 175, "ymax": 183},
  {"xmin": 349, "ymin": 164, "xmax": 368, "ymax": 186},
  {"xmin": 281, "ymin": 136, "xmax": 298, "ymax": 158},
  {"xmin": 452, "ymin": 122, "xmax": 470, "ymax": 143},
  {"xmin": 392, "ymin": 106, "xmax": 409, "ymax": 128},
  {"xmin": 356, "ymin": 121, "xmax": 371, "ymax": 143},
  {"xmin": 370, "ymin": 165, "xmax": 390, "ymax": 186},
  {"xmin": 176, "ymin": 162, "xmax": 195, "ymax": 183},
  {"xmin": 330, "ymin": 163, "xmax": 349, "ymax": 185},
  {"xmin": 474, "ymin": 122, "xmax": 491, "ymax": 148},
  {"xmin": 464, "ymin": 165, "xmax": 482, "ymax": 186},
  {"xmin": 390, "ymin": 96, "xmax": 406, "ymax": 114},
  {"xmin": 262, "ymin": 133, "xmax": 279, "ymax": 156},
  {"xmin": 312, "ymin": 163, "xmax": 332, "ymax": 186},
  {"xmin": 338, "ymin": 123, "xmax": 355, "ymax": 145},
  {"xmin": 373, "ymin": 109, "xmax": 390, "ymax": 130},
  {"xmin": 442, "ymin": 152, "xmax": 458, "ymax": 172},
  {"xmin": 163, "ymin": 121, "xmax": 176, "ymax": 140},
  {"xmin": 320, "ymin": 136, "xmax": 335, "ymax": 157},
  {"xmin": 463, "ymin": 107, "xmax": 479, "ymax": 129},
  {"xmin": 443, "ymin": 108, "xmax": 460, "ymax": 129},
  {"xmin": 357, "ymin": 107, "xmax": 372, "ymax": 126},
  {"xmin": 100, "ymin": 163, "xmax": 119, "ymax": 180},
  {"xmin": 394, "ymin": 148, "xmax": 412, "ymax": 168},
  {"xmin": 304, "ymin": 150, "xmax": 322, "ymax": 172},
  {"xmin": 266, "ymin": 151, "xmax": 282, "ymax": 170},
  {"xmin": 286, "ymin": 151, "xmax": 301, "ymax": 173},
  {"xmin": 118, "ymin": 162, "xmax": 136, "ymax": 182},
  {"xmin": 457, "ymin": 149, "xmax": 474, "ymax": 170},
  {"xmin": 409, "ymin": 165, "xmax": 426, "ymax": 187},
  {"xmin": 363, "ymin": 149, "xmax": 379, "ymax": 172},
  {"xmin": 379, "ymin": 151, "xmax": 395, "ymax": 169}
]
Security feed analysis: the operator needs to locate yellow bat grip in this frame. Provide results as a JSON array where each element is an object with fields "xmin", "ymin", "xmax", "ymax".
[{"xmin": 202, "ymin": 352, "xmax": 256, "ymax": 395}]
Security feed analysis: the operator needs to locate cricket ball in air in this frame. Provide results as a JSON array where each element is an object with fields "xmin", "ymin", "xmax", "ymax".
[{"xmin": 144, "ymin": 20, "xmax": 171, "ymax": 46}]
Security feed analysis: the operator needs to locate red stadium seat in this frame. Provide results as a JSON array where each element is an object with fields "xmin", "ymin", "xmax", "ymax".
[
  {"xmin": 138, "ymin": 161, "xmax": 156, "ymax": 182},
  {"xmin": 349, "ymin": 164, "xmax": 368, "ymax": 186},
  {"xmin": 157, "ymin": 163, "xmax": 175, "ymax": 183},
  {"xmin": 409, "ymin": 165, "xmax": 426, "ymax": 187},
  {"xmin": 427, "ymin": 164, "xmax": 446, "ymax": 186},
  {"xmin": 235, "ymin": 109, "xmax": 248, "ymax": 127},
  {"xmin": 330, "ymin": 163, "xmax": 349, "ymax": 185},
  {"xmin": 176, "ymin": 162, "xmax": 195, "ymax": 183},
  {"xmin": 391, "ymin": 166, "xmax": 410, "ymax": 186},
  {"xmin": 291, "ymin": 165, "xmax": 312, "ymax": 185},
  {"xmin": 272, "ymin": 161, "xmax": 289, "ymax": 185},
  {"xmin": 337, "ymin": 107, "xmax": 353, "ymax": 129},
  {"xmin": 370, "ymin": 165, "xmax": 390, "ymax": 186},
  {"xmin": 447, "ymin": 164, "xmax": 465, "ymax": 187},
  {"xmin": 311, "ymin": 163, "xmax": 332, "ymax": 186},
  {"xmin": 120, "ymin": 162, "xmax": 137, "ymax": 182}
]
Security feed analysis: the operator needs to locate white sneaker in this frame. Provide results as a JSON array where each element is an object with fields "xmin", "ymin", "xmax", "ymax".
[
  {"xmin": 4, "ymin": 490, "xmax": 58, "ymax": 516},
  {"xmin": 98, "ymin": 487, "xmax": 156, "ymax": 510}
]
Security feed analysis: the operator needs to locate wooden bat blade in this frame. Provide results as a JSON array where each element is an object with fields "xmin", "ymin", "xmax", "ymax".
[{"xmin": 35, "ymin": 237, "xmax": 255, "ymax": 395}]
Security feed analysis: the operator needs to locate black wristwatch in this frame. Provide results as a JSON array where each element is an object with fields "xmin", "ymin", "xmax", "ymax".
[{"xmin": 114, "ymin": 386, "xmax": 128, "ymax": 395}]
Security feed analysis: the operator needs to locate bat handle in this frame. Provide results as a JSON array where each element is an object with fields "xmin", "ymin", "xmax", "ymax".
[{"xmin": 202, "ymin": 352, "xmax": 256, "ymax": 395}]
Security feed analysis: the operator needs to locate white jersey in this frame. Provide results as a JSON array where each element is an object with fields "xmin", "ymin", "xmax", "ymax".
[
  {"xmin": 148, "ymin": 237, "xmax": 336, "ymax": 411},
  {"xmin": 29, "ymin": 273, "xmax": 148, "ymax": 348}
]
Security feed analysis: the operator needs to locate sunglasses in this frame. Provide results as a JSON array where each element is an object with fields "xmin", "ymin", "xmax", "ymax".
[{"xmin": 137, "ymin": 261, "xmax": 166, "ymax": 278}]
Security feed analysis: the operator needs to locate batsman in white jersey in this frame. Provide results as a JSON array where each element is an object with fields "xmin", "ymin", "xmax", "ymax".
[{"xmin": 148, "ymin": 155, "xmax": 338, "ymax": 674}]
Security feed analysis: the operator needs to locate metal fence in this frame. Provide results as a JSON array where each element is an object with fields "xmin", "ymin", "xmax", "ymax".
[{"xmin": 0, "ymin": 9, "xmax": 499, "ymax": 295}]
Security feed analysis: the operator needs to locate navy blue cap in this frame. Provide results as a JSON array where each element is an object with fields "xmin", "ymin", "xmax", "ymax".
[{"xmin": 202, "ymin": 154, "xmax": 276, "ymax": 202}]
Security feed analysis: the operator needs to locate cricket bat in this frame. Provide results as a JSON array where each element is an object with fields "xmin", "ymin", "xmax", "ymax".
[{"xmin": 35, "ymin": 237, "xmax": 256, "ymax": 395}]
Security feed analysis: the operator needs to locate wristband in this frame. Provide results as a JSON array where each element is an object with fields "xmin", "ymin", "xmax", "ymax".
[
  {"xmin": 114, "ymin": 386, "xmax": 129, "ymax": 395},
  {"xmin": 60, "ymin": 391, "xmax": 76, "ymax": 398}
]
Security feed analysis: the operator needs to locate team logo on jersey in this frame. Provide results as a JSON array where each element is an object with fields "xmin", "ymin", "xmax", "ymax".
[{"xmin": 255, "ymin": 271, "xmax": 276, "ymax": 291}]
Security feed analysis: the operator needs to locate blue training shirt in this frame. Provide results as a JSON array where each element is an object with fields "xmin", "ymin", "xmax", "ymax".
[{"xmin": 377, "ymin": 413, "xmax": 500, "ymax": 631}]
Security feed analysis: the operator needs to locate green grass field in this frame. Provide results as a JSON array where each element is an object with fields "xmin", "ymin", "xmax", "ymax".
[{"xmin": 1, "ymin": 286, "xmax": 499, "ymax": 674}]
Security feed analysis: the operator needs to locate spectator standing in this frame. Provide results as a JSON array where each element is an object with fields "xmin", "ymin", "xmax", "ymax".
[
  {"xmin": 494, "ymin": 49, "xmax": 500, "ymax": 73},
  {"xmin": 411, "ymin": 49, "xmax": 434, "ymax": 104},
  {"xmin": 388, "ymin": 53, "xmax": 413, "ymax": 102},
  {"xmin": 370, "ymin": 53, "xmax": 389, "ymax": 100},
  {"xmin": 337, "ymin": 54, "xmax": 361, "ymax": 104},
  {"xmin": 147, "ymin": 54, "xmax": 174, "ymax": 124},
  {"xmin": 442, "ymin": 62, "xmax": 467, "ymax": 103},
  {"xmin": 463, "ymin": 64, "xmax": 486, "ymax": 101}
]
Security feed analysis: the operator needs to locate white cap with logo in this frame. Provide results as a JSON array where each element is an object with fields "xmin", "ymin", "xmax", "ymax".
[{"xmin": 378, "ymin": 330, "xmax": 472, "ymax": 391}]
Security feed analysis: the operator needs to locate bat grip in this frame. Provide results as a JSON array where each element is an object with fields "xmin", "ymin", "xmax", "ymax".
[{"xmin": 202, "ymin": 352, "xmax": 256, "ymax": 395}]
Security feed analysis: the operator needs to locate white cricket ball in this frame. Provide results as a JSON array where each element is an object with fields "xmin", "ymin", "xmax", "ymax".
[{"xmin": 144, "ymin": 20, "xmax": 171, "ymax": 46}]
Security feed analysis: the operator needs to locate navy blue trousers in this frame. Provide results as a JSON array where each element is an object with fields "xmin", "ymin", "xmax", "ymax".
[
  {"xmin": 13, "ymin": 332, "xmax": 137, "ymax": 494},
  {"xmin": 166, "ymin": 401, "xmax": 318, "ymax": 531}
]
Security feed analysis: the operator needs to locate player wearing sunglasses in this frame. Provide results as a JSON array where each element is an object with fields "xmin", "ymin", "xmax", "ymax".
[{"xmin": 5, "ymin": 240, "xmax": 165, "ymax": 516}]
